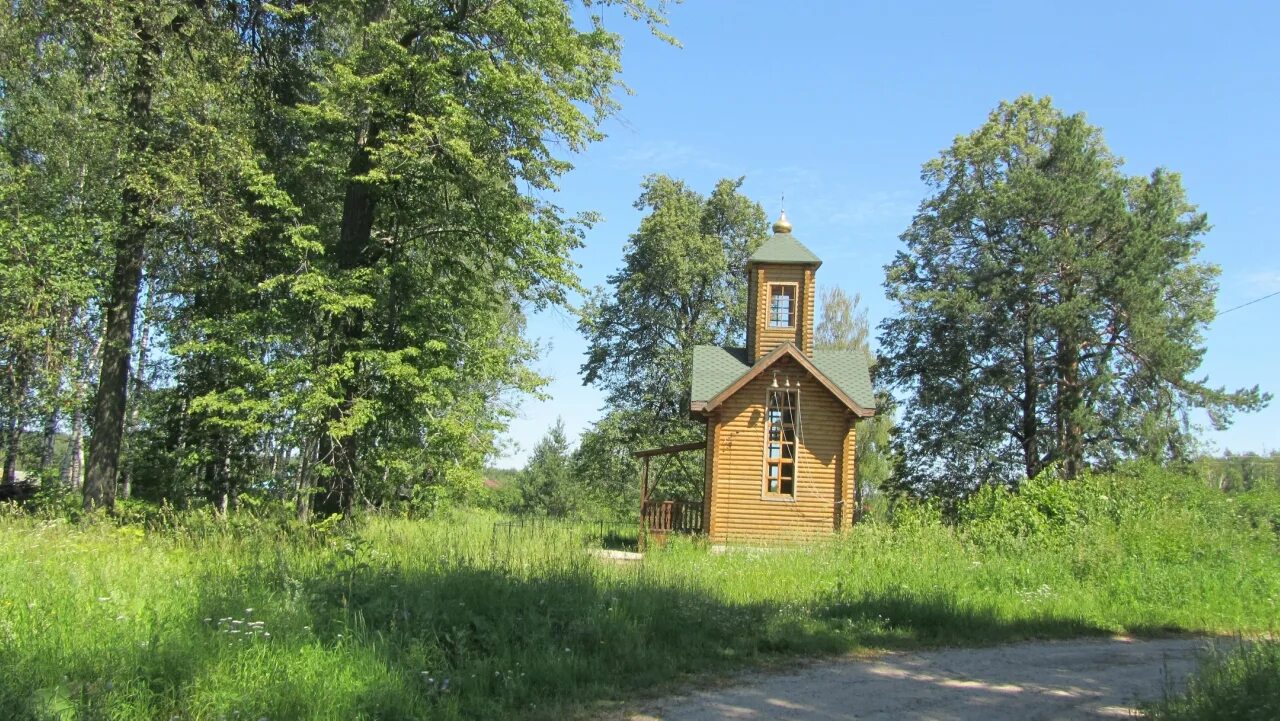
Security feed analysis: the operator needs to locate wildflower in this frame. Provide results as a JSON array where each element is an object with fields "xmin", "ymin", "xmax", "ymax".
[{"xmin": 245, "ymin": 608, "xmax": 254, "ymax": 614}]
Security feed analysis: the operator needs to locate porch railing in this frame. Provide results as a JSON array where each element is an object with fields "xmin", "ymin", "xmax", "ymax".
[{"xmin": 641, "ymin": 499, "xmax": 703, "ymax": 535}]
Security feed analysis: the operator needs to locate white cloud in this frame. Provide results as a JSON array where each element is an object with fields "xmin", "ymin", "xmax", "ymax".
[
  {"xmin": 822, "ymin": 190, "xmax": 918, "ymax": 230},
  {"xmin": 1243, "ymin": 270, "xmax": 1280, "ymax": 293},
  {"xmin": 608, "ymin": 139, "xmax": 733, "ymax": 174}
]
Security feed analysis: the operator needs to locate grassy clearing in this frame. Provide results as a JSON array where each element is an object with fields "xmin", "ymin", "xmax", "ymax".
[
  {"xmin": 1145, "ymin": 639, "xmax": 1280, "ymax": 721},
  {"xmin": 2, "ymin": 465, "xmax": 1277, "ymax": 720}
]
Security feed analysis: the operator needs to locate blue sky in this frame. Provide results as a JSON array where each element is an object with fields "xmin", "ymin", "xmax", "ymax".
[{"xmin": 495, "ymin": 0, "xmax": 1280, "ymax": 466}]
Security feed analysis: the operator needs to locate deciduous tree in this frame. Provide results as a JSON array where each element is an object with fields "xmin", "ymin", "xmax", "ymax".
[
  {"xmin": 814, "ymin": 287, "xmax": 894, "ymax": 504},
  {"xmin": 578, "ymin": 175, "xmax": 766, "ymax": 501}
]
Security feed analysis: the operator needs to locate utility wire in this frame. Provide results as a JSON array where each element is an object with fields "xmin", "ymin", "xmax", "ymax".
[{"xmin": 1217, "ymin": 289, "xmax": 1280, "ymax": 317}]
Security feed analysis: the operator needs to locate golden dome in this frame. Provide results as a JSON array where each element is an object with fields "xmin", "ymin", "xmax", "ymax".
[{"xmin": 772, "ymin": 210, "xmax": 793, "ymax": 234}]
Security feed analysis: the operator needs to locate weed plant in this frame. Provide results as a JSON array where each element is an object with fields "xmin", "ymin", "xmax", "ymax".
[{"xmin": 1, "ymin": 464, "xmax": 1276, "ymax": 720}]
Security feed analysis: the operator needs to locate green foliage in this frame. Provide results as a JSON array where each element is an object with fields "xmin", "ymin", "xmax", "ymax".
[
  {"xmin": 1196, "ymin": 451, "xmax": 1280, "ymax": 492},
  {"xmin": 1145, "ymin": 640, "xmax": 1280, "ymax": 721},
  {"xmin": 571, "ymin": 409, "xmax": 644, "ymax": 518},
  {"xmin": 516, "ymin": 419, "xmax": 579, "ymax": 517},
  {"xmin": 814, "ymin": 286, "xmax": 896, "ymax": 503},
  {"xmin": 580, "ymin": 174, "xmax": 767, "ymax": 419},
  {"xmin": 880, "ymin": 95, "xmax": 1270, "ymax": 496},
  {"xmin": 0, "ymin": 0, "xmax": 675, "ymax": 514},
  {"xmin": 1, "ymin": 464, "xmax": 1276, "ymax": 719},
  {"xmin": 576, "ymin": 175, "xmax": 767, "ymax": 505}
]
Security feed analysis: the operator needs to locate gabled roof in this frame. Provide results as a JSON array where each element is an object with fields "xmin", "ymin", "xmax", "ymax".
[
  {"xmin": 748, "ymin": 231, "xmax": 822, "ymax": 266},
  {"xmin": 690, "ymin": 343, "xmax": 875, "ymax": 417}
]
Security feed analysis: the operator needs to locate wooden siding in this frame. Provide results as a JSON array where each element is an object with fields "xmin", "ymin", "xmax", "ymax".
[
  {"xmin": 746, "ymin": 270, "xmax": 759, "ymax": 362},
  {"xmin": 802, "ymin": 267, "xmax": 815, "ymax": 356},
  {"xmin": 748, "ymin": 264, "xmax": 817, "ymax": 362},
  {"xmin": 702, "ymin": 414, "xmax": 717, "ymax": 534},
  {"xmin": 838, "ymin": 417, "xmax": 856, "ymax": 529},
  {"xmin": 707, "ymin": 355, "xmax": 852, "ymax": 543}
]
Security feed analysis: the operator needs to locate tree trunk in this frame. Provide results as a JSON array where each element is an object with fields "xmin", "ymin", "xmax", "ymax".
[
  {"xmin": 83, "ymin": 16, "xmax": 160, "ymax": 511},
  {"xmin": 118, "ymin": 281, "xmax": 154, "ymax": 502},
  {"xmin": 1055, "ymin": 267, "xmax": 1085, "ymax": 480},
  {"xmin": 1056, "ymin": 337, "xmax": 1084, "ymax": 479},
  {"xmin": 65, "ymin": 324, "xmax": 103, "ymax": 490},
  {"xmin": 3, "ymin": 413, "xmax": 20, "ymax": 485},
  {"xmin": 3, "ymin": 356, "xmax": 28, "ymax": 485},
  {"xmin": 66, "ymin": 405, "xmax": 84, "ymax": 489},
  {"xmin": 38, "ymin": 408, "xmax": 58, "ymax": 479},
  {"xmin": 1020, "ymin": 313, "xmax": 1041, "ymax": 481},
  {"xmin": 296, "ymin": 437, "xmax": 316, "ymax": 522},
  {"xmin": 221, "ymin": 453, "xmax": 233, "ymax": 515},
  {"xmin": 319, "ymin": 119, "xmax": 381, "ymax": 519}
]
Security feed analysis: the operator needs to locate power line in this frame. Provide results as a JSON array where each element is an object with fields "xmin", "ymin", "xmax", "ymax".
[{"xmin": 1217, "ymin": 289, "xmax": 1280, "ymax": 317}]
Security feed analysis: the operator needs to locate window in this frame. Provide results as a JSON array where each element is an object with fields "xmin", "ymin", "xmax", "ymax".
[
  {"xmin": 768, "ymin": 284, "xmax": 796, "ymax": 328},
  {"xmin": 764, "ymin": 388, "xmax": 797, "ymax": 496}
]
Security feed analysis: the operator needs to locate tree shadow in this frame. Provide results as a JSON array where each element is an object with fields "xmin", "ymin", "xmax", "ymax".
[
  {"xmin": 6, "ymin": 546, "xmax": 1196, "ymax": 721},
  {"xmin": 188, "ymin": 559, "xmax": 1130, "ymax": 719},
  {"xmin": 812, "ymin": 590, "xmax": 1110, "ymax": 649}
]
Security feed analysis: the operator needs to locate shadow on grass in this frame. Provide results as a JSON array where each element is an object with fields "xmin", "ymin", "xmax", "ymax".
[
  {"xmin": 813, "ymin": 591, "xmax": 1110, "ymax": 649},
  {"xmin": 213, "ymin": 562, "xmax": 1120, "ymax": 719},
  {"xmin": 7, "ymin": 553, "xmax": 1143, "ymax": 721}
]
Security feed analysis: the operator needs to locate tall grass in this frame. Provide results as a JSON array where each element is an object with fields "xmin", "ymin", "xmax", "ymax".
[
  {"xmin": 1, "ymin": 464, "xmax": 1277, "ymax": 720},
  {"xmin": 1144, "ymin": 639, "xmax": 1280, "ymax": 721}
]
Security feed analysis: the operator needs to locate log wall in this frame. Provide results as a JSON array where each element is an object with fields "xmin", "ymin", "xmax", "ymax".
[
  {"xmin": 707, "ymin": 356, "xmax": 853, "ymax": 543},
  {"xmin": 747, "ymin": 264, "xmax": 817, "ymax": 362}
]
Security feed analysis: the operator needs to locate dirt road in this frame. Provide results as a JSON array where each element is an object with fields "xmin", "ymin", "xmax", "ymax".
[{"xmin": 627, "ymin": 636, "xmax": 1208, "ymax": 720}]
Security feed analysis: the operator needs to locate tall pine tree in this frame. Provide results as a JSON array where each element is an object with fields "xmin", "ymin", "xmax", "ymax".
[{"xmin": 880, "ymin": 96, "xmax": 1269, "ymax": 495}]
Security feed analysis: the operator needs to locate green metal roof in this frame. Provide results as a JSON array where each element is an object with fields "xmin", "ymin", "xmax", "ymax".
[
  {"xmin": 748, "ymin": 231, "xmax": 822, "ymax": 266},
  {"xmin": 690, "ymin": 345, "xmax": 875, "ymax": 410}
]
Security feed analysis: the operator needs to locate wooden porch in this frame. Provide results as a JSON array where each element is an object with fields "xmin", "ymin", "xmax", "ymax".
[
  {"xmin": 634, "ymin": 440, "xmax": 706, "ymax": 545},
  {"xmin": 641, "ymin": 499, "xmax": 703, "ymax": 535}
]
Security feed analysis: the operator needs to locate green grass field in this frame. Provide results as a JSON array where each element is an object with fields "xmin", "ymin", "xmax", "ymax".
[{"xmin": 2, "ymin": 464, "xmax": 1277, "ymax": 720}]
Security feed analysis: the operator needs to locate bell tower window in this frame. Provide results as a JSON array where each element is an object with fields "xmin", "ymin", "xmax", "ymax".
[{"xmin": 768, "ymin": 284, "xmax": 797, "ymax": 328}]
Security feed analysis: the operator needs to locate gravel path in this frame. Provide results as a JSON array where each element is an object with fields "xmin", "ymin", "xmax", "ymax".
[{"xmin": 626, "ymin": 636, "xmax": 1208, "ymax": 721}]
